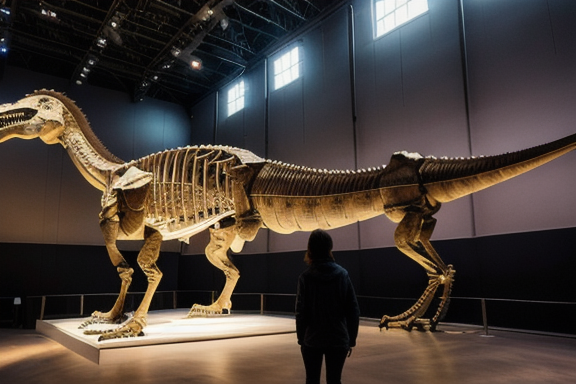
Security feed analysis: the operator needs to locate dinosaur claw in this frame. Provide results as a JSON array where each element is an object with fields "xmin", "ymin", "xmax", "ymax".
[
  {"xmin": 78, "ymin": 312, "xmax": 127, "ymax": 329},
  {"xmin": 187, "ymin": 304, "xmax": 231, "ymax": 318},
  {"xmin": 95, "ymin": 316, "xmax": 147, "ymax": 341}
]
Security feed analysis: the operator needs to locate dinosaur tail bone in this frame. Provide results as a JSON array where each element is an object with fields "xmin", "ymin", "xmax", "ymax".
[{"xmin": 421, "ymin": 133, "xmax": 576, "ymax": 203}]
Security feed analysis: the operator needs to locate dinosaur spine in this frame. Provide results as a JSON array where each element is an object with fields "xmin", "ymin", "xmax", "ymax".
[{"xmin": 421, "ymin": 133, "xmax": 576, "ymax": 202}]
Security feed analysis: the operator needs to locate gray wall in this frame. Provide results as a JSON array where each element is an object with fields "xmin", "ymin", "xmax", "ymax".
[
  {"xmin": 0, "ymin": 67, "xmax": 192, "ymax": 249},
  {"xmin": 186, "ymin": 0, "xmax": 576, "ymax": 255}
]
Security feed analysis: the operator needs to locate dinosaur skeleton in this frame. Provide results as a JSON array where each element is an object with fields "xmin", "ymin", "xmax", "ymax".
[{"xmin": 1, "ymin": 90, "xmax": 575, "ymax": 340}]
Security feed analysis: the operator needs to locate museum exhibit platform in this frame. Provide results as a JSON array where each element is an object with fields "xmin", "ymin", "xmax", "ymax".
[{"xmin": 36, "ymin": 309, "xmax": 296, "ymax": 364}]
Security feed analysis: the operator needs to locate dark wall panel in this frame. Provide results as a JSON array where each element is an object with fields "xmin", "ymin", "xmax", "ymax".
[
  {"xmin": 178, "ymin": 227, "xmax": 576, "ymax": 333},
  {"xmin": 0, "ymin": 243, "xmax": 179, "ymax": 297}
]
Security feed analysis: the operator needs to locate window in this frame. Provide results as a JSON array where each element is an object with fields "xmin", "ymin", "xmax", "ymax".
[
  {"xmin": 227, "ymin": 80, "xmax": 245, "ymax": 116},
  {"xmin": 374, "ymin": 0, "xmax": 428, "ymax": 38},
  {"xmin": 273, "ymin": 46, "xmax": 301, "ymax": 90}
]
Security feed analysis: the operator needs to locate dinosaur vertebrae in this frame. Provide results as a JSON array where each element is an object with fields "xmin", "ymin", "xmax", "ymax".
[
  {"xmin": 250, "ymin": 162, "xmax": 388, "ymax": 233},
  {"xmin": 133, "ymin": 146, "xmax": 240, "ymax": 240}
]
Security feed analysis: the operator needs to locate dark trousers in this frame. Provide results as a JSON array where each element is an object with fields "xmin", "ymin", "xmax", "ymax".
[{"xmin": 301, "ymin": 345, "xmax": 349, "ymax": 384}]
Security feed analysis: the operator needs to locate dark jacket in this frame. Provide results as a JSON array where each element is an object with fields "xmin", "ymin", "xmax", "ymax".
[{"xmin": 295, "ymin": 260, "xmax": 360, "ymax": 348}]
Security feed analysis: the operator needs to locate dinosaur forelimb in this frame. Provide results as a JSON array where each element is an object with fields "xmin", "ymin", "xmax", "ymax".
[
  {"xmin": 79, "ymin": 264, "xmax": 134, "ymax": 329},
  {"xmin": 88, "ymin": 227, "xmax": 163, "ymax": 340},
  {"xmin": 95, "ymin": 313, "xmax": 147, "ymax": 341},
  {"xmin": 187, "ymin": 225, "xmax": 238, "ymax": 318}
]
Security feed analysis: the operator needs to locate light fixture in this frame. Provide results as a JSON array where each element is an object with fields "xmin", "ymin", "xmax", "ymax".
[
  {"xmin": 190, "ymin": 56, "xmax": 202, "ymax": 70},
  {"xmin": 171, "ymin": 47, "xmax": 181, "ymax": 57},
  {"xmin": 96, "ymin": 37, "xmax": 107, "ymax": 48},
  {"xmin": 110, "ymin": 16, "xmax": 120, "ymax": 29},
  {"xmin": 220, "ymin": 17, "xmax": 229, "ymax": 30},
  {"xmin": 41, "ymin": 9, "xmax": 57, "ymax": 19}
]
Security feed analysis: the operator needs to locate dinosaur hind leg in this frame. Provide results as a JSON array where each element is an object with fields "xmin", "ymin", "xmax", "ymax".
[
  {"xmin": 188, "ymin": 224, "xmax": 238, "ymax": 317},
  {"xmin": 380, "ymin": 207, "xmax": 455, "ymax": 331}
]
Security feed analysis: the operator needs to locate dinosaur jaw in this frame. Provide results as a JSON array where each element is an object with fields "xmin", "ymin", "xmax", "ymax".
[
  {"xmin": 0, "ymin": 108, "xmax": 40, "ymax": 142},
  {"xmin": 0, "ymin": 96, "xmax": 65, "ymax": 143}
]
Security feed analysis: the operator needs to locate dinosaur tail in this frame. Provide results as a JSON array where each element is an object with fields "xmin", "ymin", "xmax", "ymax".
[{"xmin": 420, "ymin": 133, "xmax": 576, "ymax": 203}]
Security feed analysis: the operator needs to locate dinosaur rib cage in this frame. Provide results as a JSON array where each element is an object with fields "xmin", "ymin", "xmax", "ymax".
[{"xmin": 134, "ymin": 146, "xmax": 240, "ymax": 238}]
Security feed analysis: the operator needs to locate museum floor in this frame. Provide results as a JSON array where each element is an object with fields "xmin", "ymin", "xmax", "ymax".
[{"xmin": 1, "ymin": 316, "xmax": 575, "ymax": 384}]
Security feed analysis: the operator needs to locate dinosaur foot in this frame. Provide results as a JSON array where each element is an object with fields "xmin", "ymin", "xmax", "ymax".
[
  {"xmin": 94, "ymin": 316, "xmax": 147, "ymax": 341},
  {"xmin": 81, "ymin": 312, "xmax": 135, "ymax": 335},
  {"xmin": 379, "ymin": 316, "xmax": 432, "ymax": 332},
  {"xmin": 78, "ymin": 311, "xmax": 131, "ymax": 330},
  {"xmin": 186, "ymin": 304, "xmax": 231, "ymax": 318}
]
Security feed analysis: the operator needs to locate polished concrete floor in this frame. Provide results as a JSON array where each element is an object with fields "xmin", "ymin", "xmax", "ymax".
[{"xmin": 1, "ymin": 319, "xmax": 575, "ymax": 384}]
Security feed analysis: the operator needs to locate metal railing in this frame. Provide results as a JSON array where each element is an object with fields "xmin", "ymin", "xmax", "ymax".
[{"xmin": 3, "ymin": 293, "xmax": 574, "ymax": 336}]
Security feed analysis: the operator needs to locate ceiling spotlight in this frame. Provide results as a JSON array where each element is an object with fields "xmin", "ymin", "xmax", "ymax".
[
  {"xmin": 190, "ymin": 57, "xmax": 202, "ymax": 70},
  {"xmin": 171, "ymin": 47, "xmax": 181, "ymax": 57},
  {"xmin": 82, "ymin": 67, "xmax": 90, "ymax": 74},
  {"xmin": 41, "ymin": 9, "xmax": 57, "ymax": 18},
  {"xmin": 96, "ymin": 37, "xmax": 107, "ymax": 48},
  {"xmin": 220, "ymin": 17, "xmax": 229, "ymax": 30},
  {"xmin": 110, "ymin": 16, "xmax": 120, "ymax": 29}
]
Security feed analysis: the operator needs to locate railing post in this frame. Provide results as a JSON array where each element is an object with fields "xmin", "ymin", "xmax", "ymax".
[
  {"xmin": 40, "ymin": 296, "xmax": 46, "ymax": 321},
  {"xmin": 80, "ymin": 295, "xmax": 84, "ymax": 316},
  {"xmin": 173, "ymin": 291, "xmax": 177, "ymax": 309},
  {"xmin": 260, "ymin": 294, "xmax": 264, "ymax": 315},
  {"xmin": 481, "ymin": 298, "xmax": 491, "ymax": 336}
]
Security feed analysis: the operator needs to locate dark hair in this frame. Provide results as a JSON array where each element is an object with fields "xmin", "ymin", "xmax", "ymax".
[{"xmin": 304, "ymin": 229, "xmax": 335, "ymax": 265}]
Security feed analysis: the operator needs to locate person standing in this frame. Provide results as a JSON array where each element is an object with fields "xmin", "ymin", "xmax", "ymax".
[{"xmin": 295, "ymin": 229, "xmax": 360, "ymax": 384}]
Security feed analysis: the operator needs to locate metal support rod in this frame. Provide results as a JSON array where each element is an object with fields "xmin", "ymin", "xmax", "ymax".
[
  {"xmin": 80, "ymin": 295, "xmax": 84, "ymax": 316},
  {"xmin": 481, "ymin": 298, "xmax": 489, "ymax": 335},
  {"xmin": 260, "ymin": 294, "xmax": 264, "ymax": 315}
]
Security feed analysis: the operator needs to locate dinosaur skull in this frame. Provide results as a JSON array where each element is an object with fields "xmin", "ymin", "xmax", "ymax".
[{"xmin": 0, "ymin": 95, "xmax": 65, "ymax": 143}]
